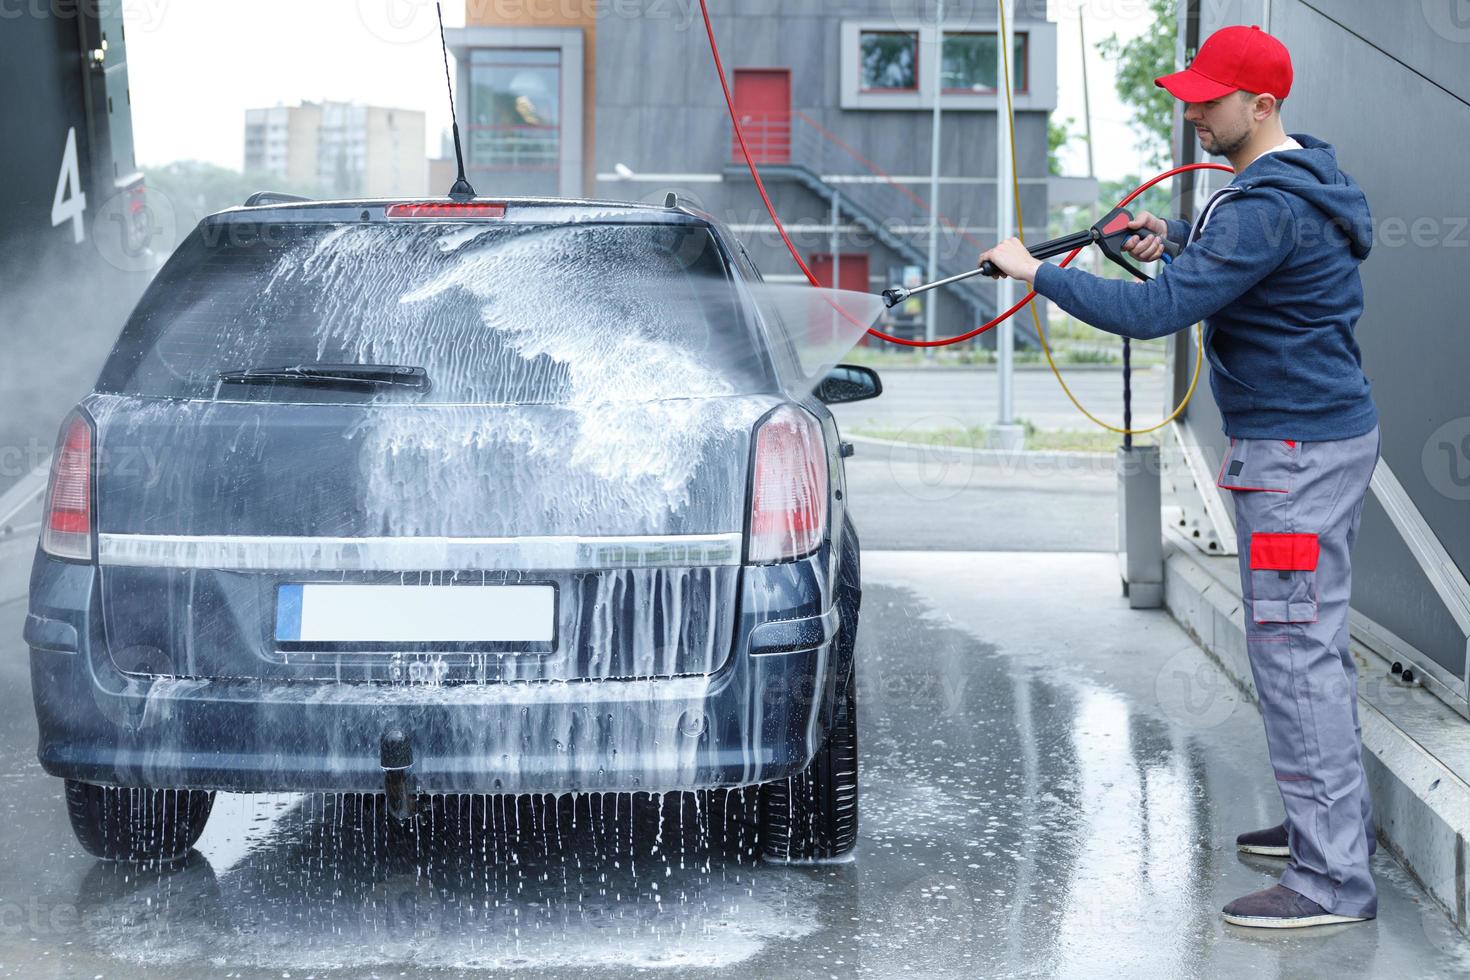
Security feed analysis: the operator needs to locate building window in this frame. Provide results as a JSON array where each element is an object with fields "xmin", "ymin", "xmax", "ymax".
[
  {"xmin": 859, "ymin": 31, "xmax": 919, "ymax": 91},
  {"xmin": 942, "ymin": 32, "xmax": 1028, "ymax": 94},
  {"xmin": 840, "ymin": 20, "xmax": 1055, "ymax": 111},
  {"xmin": 467, "ymin": 48, "xmax": 562, "ymax": 195}
]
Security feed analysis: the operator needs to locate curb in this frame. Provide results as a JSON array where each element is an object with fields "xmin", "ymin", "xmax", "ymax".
[
  {"xmin": 1162, "ymin": 531, "xmax": 1470, "ymax": 935},
  {"xmin": 841, "ymin": 363, "xmax": 1164, "ymax": 374},
  {"xmin": 845, "ymin": 434, "xmax": 1115, "ymax": 467}
]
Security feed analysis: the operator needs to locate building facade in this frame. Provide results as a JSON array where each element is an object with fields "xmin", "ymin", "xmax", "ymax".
[
  {"xmin": 244, "ymin": 102, "xmax": 428, "ymax": 198},
  {"xmin": 447, "ymin": 2, "xmax": 1058, "ymax": 343}
]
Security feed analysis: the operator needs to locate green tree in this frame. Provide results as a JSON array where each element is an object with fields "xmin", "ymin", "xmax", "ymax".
[
  {"xmin": 1047, "ymin": 114, "xmax": 1080, "ymax": 176},
  {"xmin": 143, "ymin": 161, "xmax": 322, "ymax": 227},
  {"xmin": 1097, "ymin": 0, "xmax": 1178, "ymax": 169},
  {"xmin": 1098, "ymin": 176, "xmax": 1174, "ymax": 222}
]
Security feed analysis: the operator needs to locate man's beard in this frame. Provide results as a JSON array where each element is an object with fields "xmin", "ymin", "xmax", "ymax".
[{"xmin": 1202, "ymin": 126, "xmax": 1251, "ymax": 157}]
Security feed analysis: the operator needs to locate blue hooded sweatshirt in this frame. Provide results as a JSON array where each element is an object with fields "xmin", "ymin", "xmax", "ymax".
[{"xmin": 1033, "ymin": 133, "xmax": 1377, "ymax": 441}]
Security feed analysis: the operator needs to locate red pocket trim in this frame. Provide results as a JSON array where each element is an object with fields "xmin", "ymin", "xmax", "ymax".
[{"xmin": 1250, "ymin": 533, "xmax": 1320, "ymax": 571}]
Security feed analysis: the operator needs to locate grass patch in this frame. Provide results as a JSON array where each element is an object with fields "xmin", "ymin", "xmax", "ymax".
[
  {"xmin": 852, "ymin": 423, "xmax": 1155, "ymax": 454},
  {"xmin": 840, "ymin": 343, "xmax": 1161, "ymax": 369}
]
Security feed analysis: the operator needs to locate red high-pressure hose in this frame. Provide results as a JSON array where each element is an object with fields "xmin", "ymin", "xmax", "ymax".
[{"xmin": 698, "ymin": 0, "xmax": 1232, "ymax": 347}]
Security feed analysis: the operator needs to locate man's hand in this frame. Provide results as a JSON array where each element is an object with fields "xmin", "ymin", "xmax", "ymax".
[
  {"xmin": 977, "ymin": 238, "xmax": 1042, "ymax": 284},
  {"xmin": 1122, "ymin": 210, "xmax": 1170, "ymax": 262}
]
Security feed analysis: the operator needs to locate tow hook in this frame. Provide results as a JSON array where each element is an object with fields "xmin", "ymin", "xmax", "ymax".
[{"xmin": 380, "ymin": 728, "xmax": 415, "ymax": 822}]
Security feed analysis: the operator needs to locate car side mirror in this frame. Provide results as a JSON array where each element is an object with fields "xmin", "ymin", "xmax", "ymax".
[{"xmin": 816, "ymin": 364, "xmax": 883, "ymax": 405}]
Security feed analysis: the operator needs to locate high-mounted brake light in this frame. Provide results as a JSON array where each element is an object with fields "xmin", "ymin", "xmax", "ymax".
[
  {"xmin": 386, "ymin": 202, "xmax": 507, "ymax": 219},
  {"xmin": 42, "ymin": 410, "xmax": 94, "ymax": 561},
  {"xmin": 747, "ymin": 406, "xmax": 829, "ymax": 564}
]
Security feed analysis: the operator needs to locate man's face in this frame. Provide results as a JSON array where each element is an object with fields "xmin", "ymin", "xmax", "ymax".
[{"xmin": 1183, "ymin": 93, "xmax": 1255, "ymax": 157}]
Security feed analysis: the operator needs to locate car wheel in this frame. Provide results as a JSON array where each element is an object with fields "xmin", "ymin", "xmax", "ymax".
[
  {"xmin": 64, "ymin": 780, "xmax": 215, "ymax": 863},
  {"xmin": 759, "ymin": 666, "xmax": 859, "ymax": 862}
]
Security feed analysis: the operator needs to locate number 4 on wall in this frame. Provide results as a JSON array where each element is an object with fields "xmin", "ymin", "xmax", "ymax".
[{"xmin": 52, "ymin": 127, "xmax": 87, "ymax": 244}]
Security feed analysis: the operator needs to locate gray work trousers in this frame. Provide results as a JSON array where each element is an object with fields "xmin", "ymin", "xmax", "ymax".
[{"xmin": 1221, "ymin": 426, "xmax": 1380, "ymax": 918}]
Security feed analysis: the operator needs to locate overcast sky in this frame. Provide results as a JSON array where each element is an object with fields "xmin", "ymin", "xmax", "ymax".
[{"xmin": 124, "ymin": 0, "xmax": 1161, "ymax": 182}]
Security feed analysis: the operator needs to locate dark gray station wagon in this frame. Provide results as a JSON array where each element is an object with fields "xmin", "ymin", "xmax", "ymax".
[{"xmin": 26, "ymin": 195, "xmax": 879, "ymax": 864}]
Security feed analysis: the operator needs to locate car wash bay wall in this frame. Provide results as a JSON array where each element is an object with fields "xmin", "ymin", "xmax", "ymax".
[{"xmin": 0, "ymin": 8, "xmax": 146, "ymax": 498}]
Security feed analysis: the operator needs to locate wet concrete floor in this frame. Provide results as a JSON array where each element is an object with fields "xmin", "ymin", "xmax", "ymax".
[{"xmin": 0, "ymin": 552, "xmax": 1466, "ymax": 978}]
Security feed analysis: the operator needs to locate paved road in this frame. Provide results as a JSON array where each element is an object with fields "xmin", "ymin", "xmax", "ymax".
[
  {"xmin": 842, "ymin": 441, "xmax": 1119, "ymax": 552},
  {"xmin": 1, "ymin": 539, "xmax": 1465, "ymax": 976},
  {"xmin": 830, "ymin": 366, "xmax": 1170, "ymax": 435},
  {"xmin": 0, "ymin": 426, "xmax": 1461, "ymax": 976}
]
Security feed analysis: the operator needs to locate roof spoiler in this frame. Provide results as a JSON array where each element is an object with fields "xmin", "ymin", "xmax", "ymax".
[{"xmin": 243, "ymin": 191, "xmax": 313, "ymax": 207}]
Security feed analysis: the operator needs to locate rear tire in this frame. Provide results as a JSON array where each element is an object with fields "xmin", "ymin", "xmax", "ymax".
[
  {"xmin": 759, "ymin": 670, "xmax": 859, "ymax": 862},
  {"xmin": 64, "ymin": 780, "xmax": 215, "ymax": 863}
]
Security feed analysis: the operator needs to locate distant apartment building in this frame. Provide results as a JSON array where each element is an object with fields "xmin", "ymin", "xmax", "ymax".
[
  {"xmin": 244, "ymin": 101, "xmax": 428, "ymax": 198},
  {"xmin": 445, "ymin": 2, "xmax": 1061, "ymax": 343}
]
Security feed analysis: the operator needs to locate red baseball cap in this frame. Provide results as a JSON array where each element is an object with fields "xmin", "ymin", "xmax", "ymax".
[{"xmin": 1154, "ymin": 25, "xmax": 1293, "ymax": 103}]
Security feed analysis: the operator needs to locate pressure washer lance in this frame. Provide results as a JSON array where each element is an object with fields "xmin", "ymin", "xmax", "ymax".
[{"xmin": 880, "ymin": 206, "xmax": 1182, "ymax": 308}]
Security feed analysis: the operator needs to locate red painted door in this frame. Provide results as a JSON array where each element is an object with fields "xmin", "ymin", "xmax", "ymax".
[
  {"xmin": 733, "ymin": 69, "xmax": 791, "ymax": 163},
  {"xmin": 810, "ymin": 253, "xmax": 870, "ymax": 293},
  {"xmin": 809, "ymin": 252, "xmax": 872, "ymax": 345}
]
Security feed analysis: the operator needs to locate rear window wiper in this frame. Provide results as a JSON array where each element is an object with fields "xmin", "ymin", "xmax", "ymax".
[{"xmin": 216, "ymin": 363, "xmax": 431, "ymax": 392}]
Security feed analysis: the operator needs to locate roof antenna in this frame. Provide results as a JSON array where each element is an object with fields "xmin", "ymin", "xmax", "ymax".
[{"xmin": 437, "ymin": 2, "xmax": 476, "ymax": 201}]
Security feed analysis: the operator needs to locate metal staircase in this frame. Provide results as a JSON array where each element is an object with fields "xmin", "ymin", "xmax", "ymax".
[{"xmin": 724, "ymin": 110, "xmax": 1040, "ymax": 348}]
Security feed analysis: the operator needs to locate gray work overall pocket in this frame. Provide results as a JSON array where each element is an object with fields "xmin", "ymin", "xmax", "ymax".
[
  {"xmin": 1249, "ymin": 531, "xmax": 1319, "ymax": 624},
  {"xmin": 1217, "ymin": 437, "xmax": 1297, "ymax": 493}
]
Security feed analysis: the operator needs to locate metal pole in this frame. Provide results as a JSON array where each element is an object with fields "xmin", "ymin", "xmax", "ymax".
[
  {"xmin": 996, "ymin": 0, "xmax": 1015, "ymax": 430},
  {"xmin": 1123, "ymin": 337, "xmax": 1133, "ymax": 450},
  {"xmin": 831, "ymin": 189, "xmax": 841, "ymax": 293},
  {"xmin": 1079, "ymin": 11, "xmax": 1098, "ymax": 273},
  {"xmin": 831, "ymin": 187, "xmax": 841, "ymax": 340},
  {"xmin": 924, "ymin": 0, "xmax": 945, "ymax": 347}
]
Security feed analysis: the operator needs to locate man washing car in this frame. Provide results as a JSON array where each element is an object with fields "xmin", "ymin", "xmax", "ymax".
[{"xmin": 978, "ymin": 25, "xmax": 1380, "ymax": 929}]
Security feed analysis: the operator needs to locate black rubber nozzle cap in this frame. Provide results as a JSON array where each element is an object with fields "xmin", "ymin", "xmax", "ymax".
[
  {"xmin": 380, "ymin": 729, "xmax": 413, "ymax": 771},
  {"xmin": 881, "ymin": 287, "xmax": 906, "ymax": 308}
]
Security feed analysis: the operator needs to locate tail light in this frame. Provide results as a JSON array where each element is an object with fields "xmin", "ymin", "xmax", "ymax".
[
  {"xmin": 41, "ymin": 410, "xmax": 94, "ymax": 561},
  {"xmin": 386, "ymin": 202, "xmax": 507, "ymax": 218},
  {"xmin": 748, "ymin": 406, "xmax": 829, "ymax": 564}
]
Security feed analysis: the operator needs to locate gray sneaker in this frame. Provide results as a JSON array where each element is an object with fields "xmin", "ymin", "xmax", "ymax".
[
  {"xmin": 1236, "ymin": 822, "xmax": 1289, "ymax": 857},
  {"xmin": 1223, "ymin": 884, "xmax": 1370, "ymax": 929}
]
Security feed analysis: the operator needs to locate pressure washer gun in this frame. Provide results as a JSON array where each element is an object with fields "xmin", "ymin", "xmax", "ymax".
[{"xmin": 880, "ymin": 206, "xmax": 1182, "ymax": 308}]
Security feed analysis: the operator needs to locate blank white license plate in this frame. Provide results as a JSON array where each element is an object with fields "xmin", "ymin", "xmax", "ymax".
[{"xmin": 275, "ymin": 583, "xmax": 556, "ymax": 647}]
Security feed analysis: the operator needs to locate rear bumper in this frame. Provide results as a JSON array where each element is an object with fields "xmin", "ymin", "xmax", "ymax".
[{"xmin": 27, "ymin": 548, "xmax": 851, "ymax": 795}]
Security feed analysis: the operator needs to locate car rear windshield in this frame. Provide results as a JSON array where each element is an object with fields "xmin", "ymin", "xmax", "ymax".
[{"xmin": 97, "ymin": 220, "xmax": 777, "ymax": 404}]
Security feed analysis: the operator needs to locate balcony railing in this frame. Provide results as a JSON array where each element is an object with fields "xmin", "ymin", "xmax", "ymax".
[
  {"xmin": 469, "ymin": 123, "xmax": 560, "ymax": 172},
  {"xmin": 731, "ymin": 110, "xmax": 1007, "ymax": 297}
]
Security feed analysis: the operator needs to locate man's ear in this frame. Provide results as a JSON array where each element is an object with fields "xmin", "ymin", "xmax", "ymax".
[{"xmin": 1254, "ymin": 93, "xmax": 1280, "ymax": 120}]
